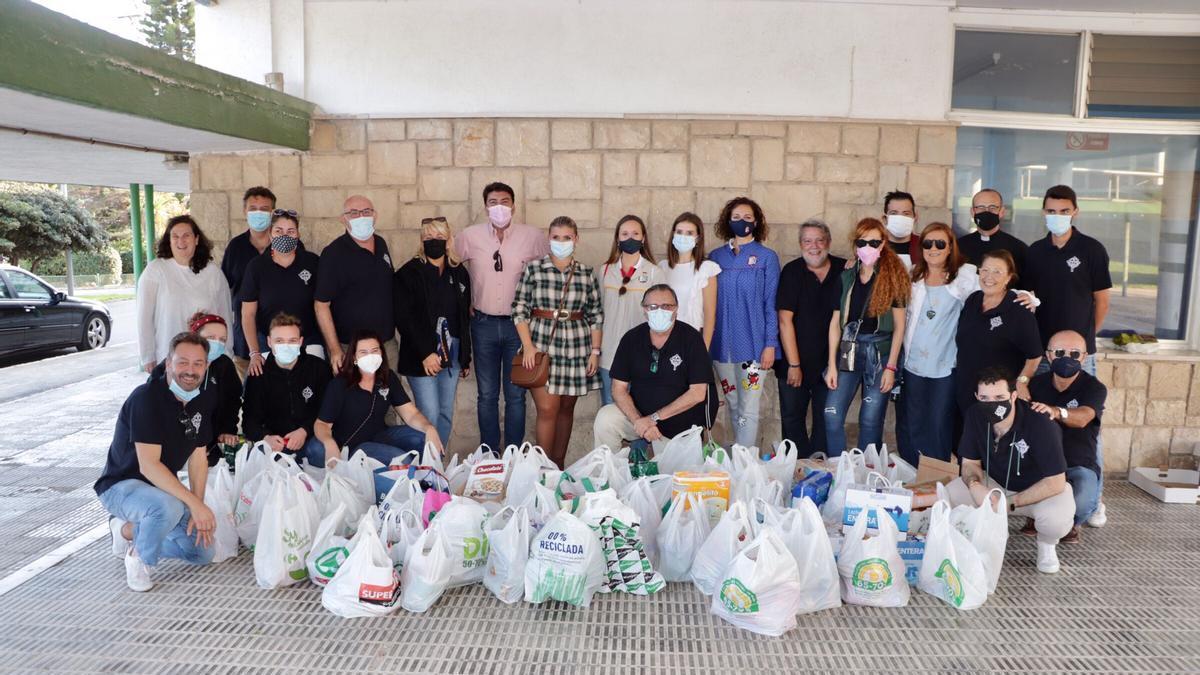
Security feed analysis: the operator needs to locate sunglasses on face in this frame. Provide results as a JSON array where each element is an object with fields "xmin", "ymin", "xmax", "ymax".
[
  {"xmin": 272, "ymin": 209, "xmax": 298, "ymax": 217},
  {"xmin": 922, "ymin": 239, "xmax": 948, "ymax": 250},
  {"xmin": 1048, "ymin": 348, "xmax": 1084, "ymax": 361},
  {"xmin": 493, "ymin": 250, "xmax": 503, "ymax": 272},
  {"xmin": 854, "ymin": 238, "xmax": 883, "ymax": 249},
  {"xmin": 421, "ymin": 216, "xmax": 447, "ymax": 225}
]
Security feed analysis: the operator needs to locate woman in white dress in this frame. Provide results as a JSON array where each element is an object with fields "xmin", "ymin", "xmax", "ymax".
[
  {"xmin": 657, "ymin": 212, "xmax": 720, "ymax": 348},
  {"xmin": 137, "ymin": 215, "xmax": 232, "ymax": 373}
]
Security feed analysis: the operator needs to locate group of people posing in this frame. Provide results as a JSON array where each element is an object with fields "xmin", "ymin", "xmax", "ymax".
[{"xmin": 99, "ymin": 179, "xmax": 1111, "ymax": 589}]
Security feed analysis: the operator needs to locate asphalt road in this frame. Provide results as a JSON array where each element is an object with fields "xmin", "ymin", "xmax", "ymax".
[{"xmin": 0, "ymin": 299, "xmax": 139, "ymax": 405}]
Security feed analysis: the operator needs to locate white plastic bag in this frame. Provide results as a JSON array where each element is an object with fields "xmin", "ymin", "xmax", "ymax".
[
  {"xmin": 432, "ymin": 498, "xmax": 491, "ymax": 587},
  {"xmin": 523, "ymin": 511, "xmax": 606, "ymax": 607},
  {"xmin": 919, "ymin": 501, "xmax": 988, "ymax": 610},
  {"xmin": 514, "ymin": 481, "xmax": 561, "ymax": 535},
  {"xmin": 654, "ymin": 425, "xmax": 704, "ymax": 475},
  {"xmin": 766, "ymin": 497, "xmax": 841, "ymax": 614},
  {"xmin": 765, "ymin": 439, "xmax": 799, "ymax": 488},
  {"xmin": 333, "ymin": 449, "xmax": 382, "ymax": 505},
  {"xmin": 950, "ymin": 488, "xmax": 1009, "ymax": 594},
  {"xmin": 483, "ymin": 505, "xmax": 531, "ymax": 604},
  {"xmin": 322, "ymin": 510, "xmax": 401, "ymax": 617},
  {"xmin": 232, "ymin": 440, "xmax": 272, "ymax": 499},
  {"xmin": 254, "ymin": 473, "xmax": 319, "ymax": 589},
  {"xmin": 563, "ymin": 445, "xmax": 633, "ymax": 496},
  {"xmin": 618, "ymin": 476, "xmax": 671, "ymax": 566},
  {"xmin": 317, "ymin": 471, "xmax": 364, "ymax": 537},
  {"xmin": 234, "ymin": 451, "xmax": 280, "ymax": 549},
  {"xmin": 838, "ymin": 506, "xmax": 910, "ymax": 607},
  {"xmin": 657, "ymin": 492, "xmax": 712, "ymax": 582},
  {"xmin": 504, "ymin": 443, "xmax": 556, "ymax": 504},
  {"xmin": 308, "ymin": 502, "xmax": 353, "ymax": 586},
  {"xmin": 710, "ymin": 528, "xmax": 803, "ymax": 636},
  {"xmin": 821, "ymin": 449, "xmax": 866, "ymax": 525},
  {"xmin": 690, "ymin": 501, "xmax": 754, "ymax": 595},
  {"xmin": 204, "ymin": 458, "xmax": 240, "ymax": 563},
  {"xmin": 400, "ymin": 526, "xmax": 454, "ymax": 613},
  {"xmin": 380, "ymin": 508, "xmax": 423, "ymax": 573},
  {"xmin": 731, "ymin": 461, "xmax": 784, "ymax": 509},
  {"xmin": 879, "ymin": 445, "xmax": 918, "ymax": 484},
  {"xmin": 574, "ymin": 488, "xmax": 640, "ymax": 530}
]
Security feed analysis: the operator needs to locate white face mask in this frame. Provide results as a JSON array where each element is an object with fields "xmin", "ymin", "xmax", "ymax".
[
  {"xmin": 356, "ymin": 353, "xmax": 383, "ymax": 374},
  {"xmin": 885, "ymin": 214, "xmax": 914, "ymax": 239},
  {"xmin": 1045, "ymin": 214, "xmax": 1072, "ymax": 236},
  {"xmin": 549, "ymin": 239, "xmax": 575, "ymax": 259},
  {"xmin": 672, "ymin": 234, "xmax": 696, "ymax": 254},
  {"xmin": 647, "ymin": 309, "xmax": 674, "ymax": 333},
  {"xmin": 348, "ymin": 216, "xmax": 375, "ymax": 241}
]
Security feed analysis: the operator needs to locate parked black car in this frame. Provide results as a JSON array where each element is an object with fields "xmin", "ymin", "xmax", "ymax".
[{"xmin": 0, "ymin": 264, "xmax": 112, "ymax": 358}]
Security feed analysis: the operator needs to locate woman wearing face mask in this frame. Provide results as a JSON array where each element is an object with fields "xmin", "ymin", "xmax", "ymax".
[
  {"xmin": 151, "ymin": 312, "xmax": 242, "ymax": 465},
  {"xmin": 954, "ymin": 250, "xmax": 1044, "ymax": 417},
  {"xmin": 708, "ymin": 197, "xmax": 780, "ymax": 448},
  {"xmin": 240, "ymin": 210, "xmax": 322, "ymax": 377},
  {"xmin": 137, "ymin": 215, "xmax": 232, "ymax": 374},
  {"xmin": 308, "ymin": 330, "xmax": 443, "ymax": 468},
  {"xmin": 394, "ymin": 217, "xmax": 472, "ymax": 447},
  {"xmin": 512, "ymin": 216, "xmax": 604, "ymax": 467},
  {"xmin": 597, "ymin": 215, "xmax": 663, "ymax": 406},
  {"xmin": 658, "ymin": 212, "xmax": 721, "ymax": 348},
  {"xmin": 823, "ymin": 218, "xmax": 911, "ymax": 456}
]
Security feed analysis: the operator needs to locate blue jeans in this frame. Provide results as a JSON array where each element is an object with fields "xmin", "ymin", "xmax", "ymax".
[
  {"xmin": 97, "ymin": 479, "xmax": 214, "ymax": 567},
  {"xmin": 1066, "ymin": 465, "xmax": 1100, "ymax": 527},
  {"xmin": 1037, "ymin": 354, "xmax": 1103, "ymax": 499},
  {"xmin": 301, "ymin": 425, "xmax": 426, "ymax": 468},
  {"xmin": 903, "ymin": 370, "xmax": 956, "ymax": 463},
  {"xmin": 599, "ymin": 368, "xmax": 614, "ymax": 406},
  {"xmin": 823, "ymin": 337, "xmax": 891, "ymax": 456},
  {"xmin": 471, "ymin": 313, "xmax": 526, "ymax": 450},
  {"xmin": 407, "ymin": 338, "xmax": 462, "ymax": 444},
  {"xmin": 777, "ymin": 365, "xmax": 828, "ymax": 457}
]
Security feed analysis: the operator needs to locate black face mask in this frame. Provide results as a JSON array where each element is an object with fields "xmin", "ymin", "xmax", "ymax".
[
  {"xmin": 618, "ymin": 238, "xmax": 643, "ymax": 255},
  {"xmin": 973, "ymin": 211, "xmax": 1001, "ymax": 232},
  {"xmin": 976, "ymin": 399, "xmax": 1012, "ymax": 424},
  {"xmin": 1050, "ymin": 356, "xmax": 1082, "ymax": 378},
  {"xmin": 423, "ymin": 239, "xmax": 447, "ymax": 259}
]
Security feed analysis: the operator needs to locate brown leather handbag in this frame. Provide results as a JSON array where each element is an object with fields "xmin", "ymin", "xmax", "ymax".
[{"xmin": 511, "ymin": 264, "xmax": 575, "ymax": 389}]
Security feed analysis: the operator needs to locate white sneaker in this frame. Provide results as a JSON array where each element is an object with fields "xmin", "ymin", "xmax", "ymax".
[
  {"xmin": 124, "ymin": 550, "xmax": 153, "ymax": 592},
  {"xmin": 1086, "ymin": 502, "xmax": 1107, "ymax": 528},
  {"xmin": 109, "ymin": 517, "xmax": 129, "ymax": 558},
  {"xmin": 1037, "ymin": 542, "xmax": 1060, "ymax": 574}
]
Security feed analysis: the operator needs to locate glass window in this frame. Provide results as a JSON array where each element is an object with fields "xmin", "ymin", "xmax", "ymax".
[
  {"xmin": 953, "ymin": 127, "xmax": 1200, "ymax": 340},
  {"xmin": 952, "ymin": 30, "xmax": 1079, "ymax": 115},
  {"xmin": 1089, "ymin": 35, "xmax": 1200, "ymax": 120},
  {"xmin": 5, "ymin": 271, "xmax": 52, "ymax": 301}
]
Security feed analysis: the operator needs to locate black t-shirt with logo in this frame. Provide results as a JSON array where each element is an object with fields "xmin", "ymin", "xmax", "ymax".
[
  {"xmin": 1023, "ymin": 228, "xmax": 1112, "ymax": 353},
  {"xmin": 313, "ymin": 233, "xmax": 395, "ymax": 344},
  {"xmin": 958, "ymin": 398, "xmax": 1067, "ymax": 493},
  {"xmin": 95, "ymin": 376, "xmax": 216, "ymax": 496},
  {"xmin": 317, "ymin": 370, "xmax": 411, "ymax": 448},
  {"xmin": 958, "ymin": 229, "xmax": 1029, "ymax": 284},
  {"xmin": 240, "ymin": 249, "xmax": 321, "ymax": 342},
  {"xmin": 1029, "ymin": 370, "xmax": 1106, "ymax": 478},
  {"xmin": 954, "ymin": 291, "xmax": 1043, "ymax": 413},
  {"xmin": 608, "ymin": 322, "xmax": 717, "ymax": 438}
]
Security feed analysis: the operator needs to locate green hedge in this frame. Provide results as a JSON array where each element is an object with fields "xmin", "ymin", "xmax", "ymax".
[{"xmin": 38, "ymin": 246, "xmax": 123, "ymax": 284}]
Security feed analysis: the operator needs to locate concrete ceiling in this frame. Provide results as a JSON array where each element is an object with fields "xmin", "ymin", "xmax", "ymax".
[{"xmin": 957, "ymin": 0, "xmax": 1200, "ymax": 14}]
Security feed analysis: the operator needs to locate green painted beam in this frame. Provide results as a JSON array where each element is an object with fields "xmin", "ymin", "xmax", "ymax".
[
  {"xmin": 130, "ymin": 184, "xmax": 144, "ymax": 282},
  {"xmin": 143, "ymin": 184, "xmax": 156, "ymax": 265},
  {"xmin": 0, "ymin": 0, "xmax": 314, "ymax": 150}
]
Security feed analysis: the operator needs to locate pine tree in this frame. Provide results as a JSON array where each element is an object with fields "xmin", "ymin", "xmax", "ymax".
[{"xmin": 139, "ymin": 0, "xmax": 195, "ymax": 61}]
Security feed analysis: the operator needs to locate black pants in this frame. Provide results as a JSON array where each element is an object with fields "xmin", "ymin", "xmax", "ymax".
[{"xmin": 776, "ymin": 364, "xmax": 828, "ymax": 457}]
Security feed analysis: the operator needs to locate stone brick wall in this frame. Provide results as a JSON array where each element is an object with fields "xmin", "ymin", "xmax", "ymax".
[{"xmin": 1097, "ymin": 353, "xmax": 1200, "ymax": 474}]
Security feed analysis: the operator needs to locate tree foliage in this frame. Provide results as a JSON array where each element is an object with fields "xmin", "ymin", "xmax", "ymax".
[
  {"xmin": 0, "ymin": 185, "xmax": 107, "ymax": 272},
  {"xmin": 140, "ymin": 0, "xmax": 195, "ymax": 61}
]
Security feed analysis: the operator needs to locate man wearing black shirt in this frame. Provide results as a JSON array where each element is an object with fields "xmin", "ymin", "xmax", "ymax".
[
  {"xmin": 96, "ymin": 332, "xmax": 217, "ymax": 591},
  {"xmin": 958, "ymin": 188, "xmax": 1029, "ymax": 278},
  {"xmin": 1029, "ymin": 330, "xmax": 1106, "ymax": 543},
  {"xmin": 776, "ymin": 220, "xmax": 845, "ymax": 456},
  {"xmin": 221, "ymin": 186, "xmax": 276, "ymax": 378},
  {"xmin": 594, "ymin": 285, "xmax": 717, "ymax": 451},
  {"xmin": 242, "ymin": 313, "xmax": 332, "ymax": 455},
  {"xmin": 946, "ymin": 367, "xmax": 1075, "ymax": 574}
]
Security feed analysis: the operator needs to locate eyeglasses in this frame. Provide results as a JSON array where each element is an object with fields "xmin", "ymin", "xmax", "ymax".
[
  {"xmin": 650, "ymin": 348, "xmax": 660, "ymax": 374},
  {"xmin": 971, "ymin": 205, "xmax": 1002, "ymax": 214},
  {"xmin": 921, "ymin": 239, "xmax": 948, "ymax": 250},
  {"xmin": 854, "ymin": 238, "xmax": 883, "ymax": 249},
  {"xmin": 343, "ymin": 208, "xmax": 376, "ymax": 218},
  {"xmin": 493, "ymin": 250, "xmax": 503, "ymax": 272},
  {"xmin": 272, "ymin": 209, "xmax": 298, "ymax": 217},
  {"xmin": 642, "ymin": 303, "xmax": 678, "ymax": 312},
  {"xmin": 1048, "ymin": 348, "xmax": 1084, "ymax": 361},
  {"xmin": 421, "ymin": 216, "xmax": 447, "ymax": 225},
  {"xmin": 177, "ymin": 411, "xmax": 199, "ymax": 441}
]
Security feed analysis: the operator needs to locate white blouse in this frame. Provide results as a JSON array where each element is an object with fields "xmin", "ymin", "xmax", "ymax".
[
  {"xmin": 658, "ymin": 259, "xmax": 721, "ymax": 331},
  {"xmin": 137, "ymin": 257, "xmax": 232, "ymax": 365}
]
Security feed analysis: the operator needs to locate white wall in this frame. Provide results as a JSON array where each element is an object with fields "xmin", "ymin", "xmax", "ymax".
[{"xmin": 198, "ymin": 0, "xmax": 958, "ymax": 120}]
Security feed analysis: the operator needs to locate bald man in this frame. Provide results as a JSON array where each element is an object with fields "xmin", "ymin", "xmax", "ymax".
[
  {"xmin": 314, "ymin": 195, "xmax": 398, "ymax": 375},
  {"xmin": 1028, "ymin": 330, "xmax": 1107, "ymax": 543}
]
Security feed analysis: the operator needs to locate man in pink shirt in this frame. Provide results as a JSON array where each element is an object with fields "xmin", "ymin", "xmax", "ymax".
[{"xmin": 455, "ymin": 182, "xmax": 550, "ymax": 449}]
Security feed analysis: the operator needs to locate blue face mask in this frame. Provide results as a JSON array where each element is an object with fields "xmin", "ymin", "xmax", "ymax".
[
  {"xmin": 206, "ymin": 339, "xmax": 225, "ymax": 363},
  {"xmin": 348, "ymin": 216, "xmax": 375, "ymax": 241},
  {"xmin": 1045, "ymin": 214, "xmax": 1072, "ymax": 236},
  {"xmin": 730, "ymin": 219, "xmax": 755, "ymax": 237},
  {"xmin": 272, "ymin": 343, "xmax": 301, "ymax": 365},
  {"xmin": 247, "ymin": 211, "xmax": 271, "ymax": 232},
  {"xmin": 169, "ymin": 377, "xmax": 201, "ymax": 403},
  {"xmin": 549, "ymin": 239, "xmax": 575, "ymax": 259},
  {"xmin": 647, "ymin": 308, "xmax": 674, "ymax": 333},
  {"xmin": 672, "ymin": 234, "xmax": 696, "ymax": 254}
]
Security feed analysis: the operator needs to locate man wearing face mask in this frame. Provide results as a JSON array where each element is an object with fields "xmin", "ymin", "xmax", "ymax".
[
  {"xmin": 454, "ymin": 182, "xmax": 550, "ymax": 450},
  {"xmin": 314, "ymin": 195, "xmax": 397, "ymax": 376},
  {"xmin": 221, "ymin": 186, "xmax": 277, "ymax": 379},
  {"xmin": 97, "ymin": 332, "xmax": 218, "ymax": 592},
  {"xmin": 594, "ymin": 285, "xmax": 717, "ymax": 452},
  {"xmin": 241, "ymin": 313, "xmax": 332, "ymax": 456},
  {"xmin": 882, "ymin": 190, "xmax": 921, "ymax": 270},
  {"xmin": 947, "ymin": 366, "xmax": 1074, "ymax": 574},
  {"xmin": 1028, "ymin": 330, "xmax": 1106, "ymax": 543},
  {"xmin": 958, "ymin": 188, "xmax": 1029, "ymax": 278}
]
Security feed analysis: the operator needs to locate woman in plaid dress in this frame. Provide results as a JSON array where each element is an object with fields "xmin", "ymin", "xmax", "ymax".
[{"xmin": 513, "ymin": 216, "xmax": 603, "ymax": 466}]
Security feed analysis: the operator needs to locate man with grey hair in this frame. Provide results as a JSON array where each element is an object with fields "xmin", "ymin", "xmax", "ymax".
[
  {"xmin": 775, "ymin": 219, "xmax": 846, "ymax": 456},
  {"xmin": 593, "ymin": 284, "xmax": 717, "ymax": 451}
]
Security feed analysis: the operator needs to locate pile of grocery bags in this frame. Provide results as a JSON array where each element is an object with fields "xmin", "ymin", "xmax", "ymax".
[{"xmin": 203, "ymin": 429, "xmax": 1009, "ymax": 632}]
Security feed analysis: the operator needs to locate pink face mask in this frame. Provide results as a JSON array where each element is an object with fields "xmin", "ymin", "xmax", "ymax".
[
  {"xmin": 487, "ymin": 204, "xmax": 513, "ymax": 228},
  {"xmin": 856, "ymin": 244, "xmax": 881, "ymax": 266}
]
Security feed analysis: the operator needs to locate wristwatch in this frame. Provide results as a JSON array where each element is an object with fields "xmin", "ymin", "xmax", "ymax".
[
  {"xmin": 650, "ymin": 411, "xmax": 661, "ymax": 423},
  {"xmin": 1017, "ymin": 375, "xmax": 1030, "ymax": 384},
  {"xmin": 1058, "ymin": 407, "xmax": 1068, "ymax": 420},
  {"xmin": 590, "ymin": 348, "xmax": 601, "ymax": 356}
]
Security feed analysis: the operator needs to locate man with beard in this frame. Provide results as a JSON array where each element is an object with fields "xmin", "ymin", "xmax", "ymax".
[
  {"xmin": 958, "ymin": 188, "xmax": 1028, "ymax": 280},
  {"xmin": 775, "ymin": 219, "xmax": 846, "ymax": 456},
  {"xmin": 96, "ymin": 332, "xmax": 218, "ymax": 591}
]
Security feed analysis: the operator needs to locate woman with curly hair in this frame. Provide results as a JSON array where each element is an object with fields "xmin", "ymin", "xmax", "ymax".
[
  {"xmin": 708, "ymin": 197, "xmax": 780, "ymax": 448},
  {"xmin": 823, "ymin": 217, "xmax": 910, "ymax": 455},
  {"xmin": 137, "ymin": 215, "xmax": 232, "ymax": 373}
]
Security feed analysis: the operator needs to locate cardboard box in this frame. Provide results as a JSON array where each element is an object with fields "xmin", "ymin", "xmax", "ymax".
[
  {"xmin": 1128, "ymin": 467, "xmax": 1200, "ymax": 505},
  {"xmin": 896, "ymin": 534, "xmax": 926, "ymax": 585},
  {"xmin": 842, "ymin": 484, "xmax": 913, "ymax": 540},
  {"xmin": 914, "ymin": 455, "xmax": 959, "ymax": 486}
]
